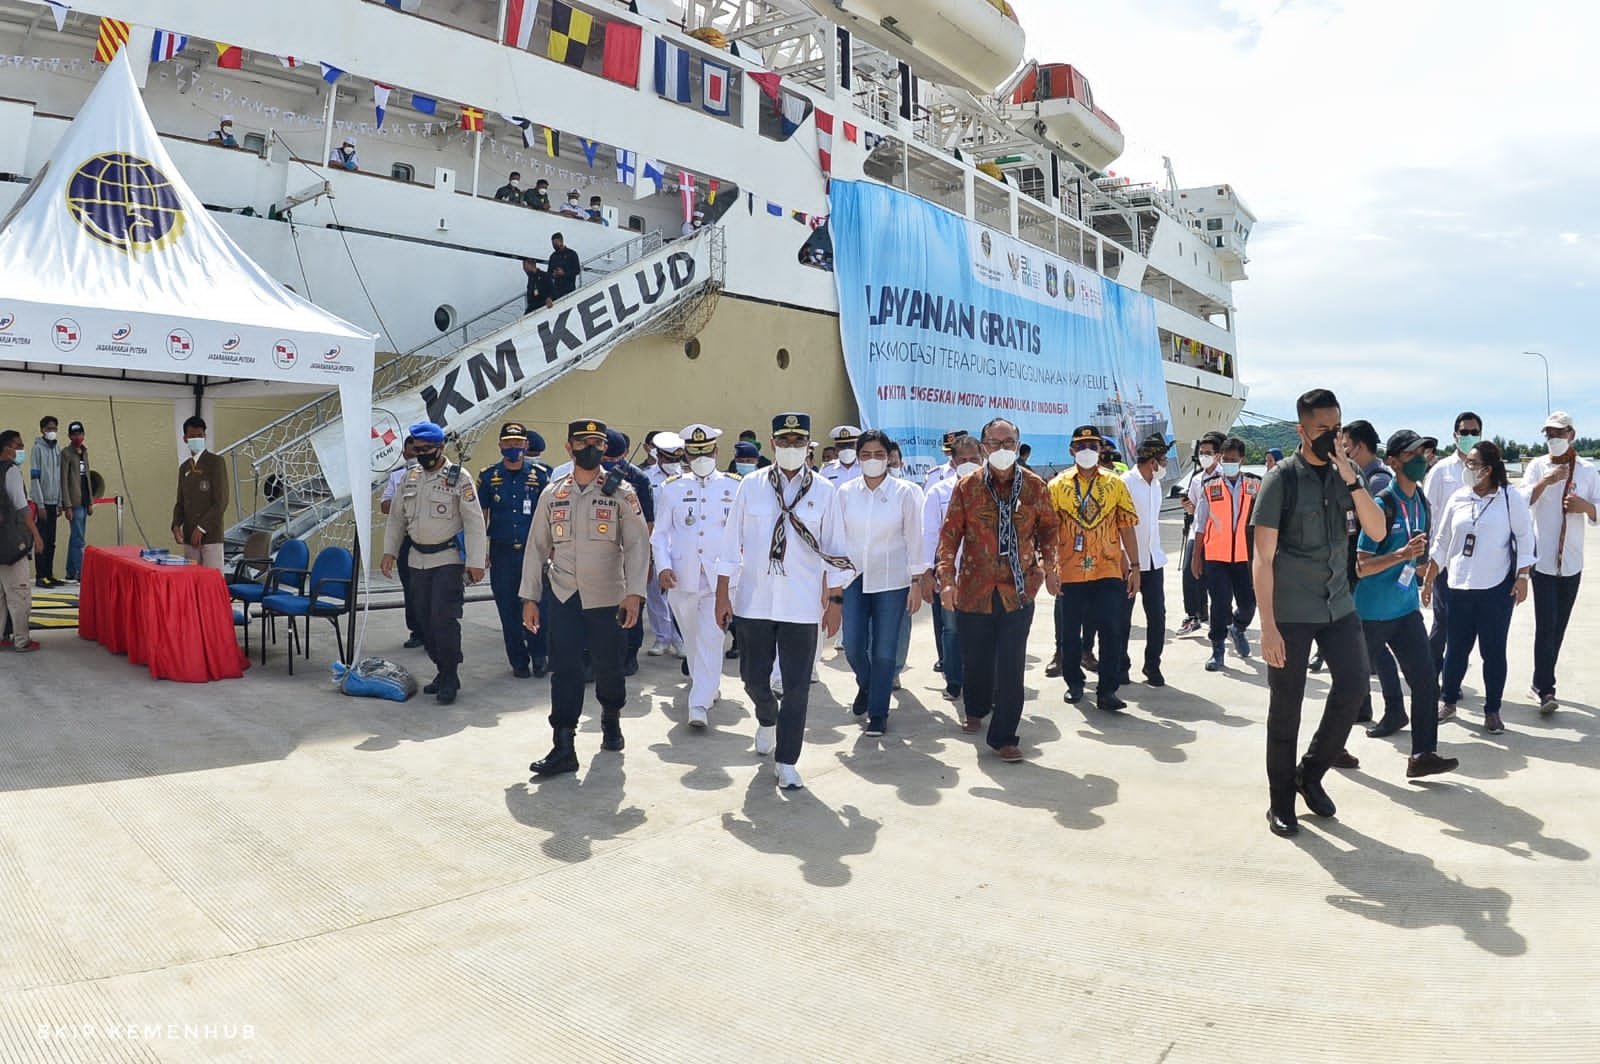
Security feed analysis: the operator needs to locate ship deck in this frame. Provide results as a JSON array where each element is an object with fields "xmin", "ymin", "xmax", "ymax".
[{"xmin": 3, "ymin": 513, "xmax": 1597, "ymax": 1062}]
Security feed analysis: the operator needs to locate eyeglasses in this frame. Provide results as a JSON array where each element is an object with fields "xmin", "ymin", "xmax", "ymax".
[
  {"xmin": 1463, "ymin": 460, "xmax": 1483, "ymax": 470},
  {"xmin": 982, "ymin": 438, "xmax": 1018, "ymax": 449},
  {"xmin": 1071, "ymin": 441, "xmax": 1101, "ymax": 452}
]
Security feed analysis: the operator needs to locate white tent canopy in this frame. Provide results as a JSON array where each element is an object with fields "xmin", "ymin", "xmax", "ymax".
[{"xmin": 0, "ymin": 51, "xmax": 376, "ymax": 625}]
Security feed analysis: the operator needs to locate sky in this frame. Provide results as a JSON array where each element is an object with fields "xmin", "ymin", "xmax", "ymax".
[{"xmin": 1009, "ymin": 0, "xmax": 1600, "ymax": 445}]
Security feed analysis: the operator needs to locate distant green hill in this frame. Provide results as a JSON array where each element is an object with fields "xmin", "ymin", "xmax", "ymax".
[{"xmin": 1229, "ymin": 423, "xmax": 1299, "ymax": 463}]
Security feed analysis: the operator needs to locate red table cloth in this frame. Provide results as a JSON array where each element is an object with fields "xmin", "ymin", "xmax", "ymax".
[{"xmin": 79, "ymin": 546, "xmax": 249, "ymax": 682}]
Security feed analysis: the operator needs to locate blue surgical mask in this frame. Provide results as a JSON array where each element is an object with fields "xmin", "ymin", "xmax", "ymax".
[
  {"xmin": 10, "ymin": 452, "xmax": 21, "ymax": 466},
  {"xmin": 500, "ymin": 447, "xmax": 525, "ymax": 462},
  {"xmin": 735, "ymin": 462, "xmax": 756, "ymax": 475},
  {"xmin": 1222, "ymin": 461, "xmax": 1241, "ymax": 477},
  {"xmin": 186, "ymin": 437, "xmax": 206, "ymax": 455}
]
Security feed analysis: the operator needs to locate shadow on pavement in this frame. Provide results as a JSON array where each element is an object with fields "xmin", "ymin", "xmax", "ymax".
[
  {"xmin": 721, "ymin": 773, "xmax": 881, "ymax": 886},
  {"xmin": 967, "ymin": 723, "xmax": 1119, "ymax": 832},
  {"xmin": 1073, "ymin": 703, "xmax": 1198, "ymax": 764},
  {"xmin": 1352, "ymin": 773, "xmax": 1592, "ymax": 861},
  {"xmin": 504, "ymin": 758, "xmax": 647, "ymax": 863}
]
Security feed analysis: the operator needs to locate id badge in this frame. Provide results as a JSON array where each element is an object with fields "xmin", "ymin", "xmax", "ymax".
[
  {"xmin": 1074, "ymin": 532, "xmax": 1085, "ymax": 553},
  {"xmin": 523, "ymin": 498, "xmax": 532, "ymax": 515},
  {"xmin": 1344, "ymin": 508, "xmax": 1357, "ymax": 535},
  {"xmin": 1463, "ymin": 532, "xmax": 1476, "ymax": 558},
  {"xmin": 1396, "ymin": 562, "xmax": 1416, "ymax": 589}
]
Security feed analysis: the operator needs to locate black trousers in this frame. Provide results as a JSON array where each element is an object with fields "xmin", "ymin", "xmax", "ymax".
[
  {"xmin": 1205, "ymin": 560, "xmax": 1255, "ymax": 644},
  {"xmin": 1180, "ymin": 537, "xmax": 1208, "ymax": 620},
  {"xmin": 1121, "ymin": 566, "xmax": 1167, "ymax": 677},
  {"xmin": 1057, "ymin": 578, "xmax": 1127, "ymax": 697},
  {"xmin": 1361, "ymin": 610, "xmax": 1439, "ymax": 755},
  {"xmin": 547, "ymin": 589, "xmax": 626, "ymax": 729},
  {"xmin": 1266, "ymin": 610, "xmax": 1369, "ymax": 813},
  {"xmin": 490, "ymin": 541, "xmax": 544, "ymax": 670},
  {"xmin": 35, "ymin": 503, "xmax": 60, "ymax": 580},
  {"xmin": 1531, "ymin": 571, "xmax": 1582, "ymax": 695},
  {"xmin": 410, "ymin": 563, "xmax": 465, "ymax": 672},
  {"xmin": 956, "ymin": 593, "xmax": 1035, "ymax": 749},
  {"xmin": 1428, "ymin": 574, "xmax": 1451, "ymax": 674},
  {"xmin": 735, "ymin": 617, "xmax": 818, "ymax": 765},
  {"xmin": 929, "ymin": 593, "xmax": 946, "ymax": 667},
  {"xmin": 397, "ymin": 538, "xmax": 424, "ymax": 640}
]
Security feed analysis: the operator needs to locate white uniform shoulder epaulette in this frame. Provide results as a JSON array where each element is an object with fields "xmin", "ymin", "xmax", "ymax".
[{"xmin": 664, "ymin": 473, "xmax": 684, "ymax": 484}]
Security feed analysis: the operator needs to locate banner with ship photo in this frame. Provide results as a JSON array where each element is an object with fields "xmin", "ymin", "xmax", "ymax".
[{"xmin": 828, "ymin": 179, "xmax": 1170, "ymax": 473}]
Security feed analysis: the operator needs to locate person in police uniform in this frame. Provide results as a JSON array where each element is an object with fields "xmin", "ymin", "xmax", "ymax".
[
  {"xmin": 381, "ymin": 422, "xmax": 487, "ymax": 704},
  {"xmin": 653, "ymin": 424, "xmax": 742, "ymax": 728},
  {"xmin": 522, "ymin": 419, "xmax": 650, "ymax": 776},
  {"xmin": 480, "ymin": 422, "xmax": 551, "ymax": 678}
]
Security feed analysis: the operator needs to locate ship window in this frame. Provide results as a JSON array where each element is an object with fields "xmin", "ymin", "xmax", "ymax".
[
  {"xmin": 434, "ymin": 305, "xmax": 456, "ymax": 332},
  {"xmin": 759, "ymin": 90, "xmax": 812, "ymax": 144},
  {"xmin": 627, "ymin": 215, "xmax": 645, "ymax": 233},
  {"xmin": 391, "ymin": 162, "xmax": 415, "ymax": 182},
  {"xmin": 684, "ymin": 338, "xmax": 701, "ymax": 360},
  {"xmin": 242, "ymin": 132, "xmax": 267, "ymax": 157},
  {"xmin": 776, "ymin": 348, "xmax": 791, "ymax": 370},
  {"xmin": 1206, "ymin": 217, "xmax": 1223, "ymax": 231}
]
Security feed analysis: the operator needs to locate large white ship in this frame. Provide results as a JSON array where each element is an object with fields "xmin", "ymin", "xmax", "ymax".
[{"xmin": 0, "ymin": 0, "xmax": 1251, "ymax": 551}]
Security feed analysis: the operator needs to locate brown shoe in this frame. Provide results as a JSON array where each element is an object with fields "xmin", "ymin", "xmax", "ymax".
[
  {"xmin": 1406, "ymin": 751, "xmax": 1460, "ymax": 778},
  {"xmin": 961, "ymin": 716, "xmax": 982, "ymax": 734},
  {"xmin": 1081, "ymin": 651, "xmax": 1099, "ymax": 670},
  {"xmin": 1044, "ymin": 654, "xmax": 1062, "ymax": 678},
  {"xmin": 995, "ymin": 745, "xmax": 1025, "ymax": 763},
  {"xmin": 1332, "ymin": 749, "xmax": 1360, "ymax": 770}
]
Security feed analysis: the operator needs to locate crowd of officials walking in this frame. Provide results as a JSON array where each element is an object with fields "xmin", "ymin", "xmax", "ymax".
[{"xmin": 372, "ymin": 389, "xmax": 1597, "ymax": 835}]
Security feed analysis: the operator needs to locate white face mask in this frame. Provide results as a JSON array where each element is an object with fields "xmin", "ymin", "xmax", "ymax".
[
  {"xmin": 775, "ymin": 446, "xmax": 808, "ymax": 471},
  {"xmin": 860, "ymin": 458, "xmax": 888, "ymax": 479},
  {"xmin": 1548, "ymin": 437, "xmax": 1571, "ymax": 458},
  {"xmin": 660, "ymin": 462, "xmax": 683, "ymax": 476},
  {"xmin": 186, "ymin": 437, "xmax": 206, "ymax": 455},
  {"xmin": 1476, "ymin": 467, "xmax": 1492, "ymax": 486},
  {"xmin": 689, "ymin": 456, "xmax": 718, "ymax": 478},
  {"xmin": 954, "ymin": 461, "xmax": 981, "ymax": 478},
  {"xmin": 1074, "ymin": 449, "xmax": 1099, "ymax": 470},
  {"xmin": 1199, "ymin": 453, "xmax": 1218, "ymax": 470},
  {"xmin": 837, "ymin": 448, "xmax": 857, "ymax": 465},
  {"xmin": 43, "ymin": 431, "xmax": 57, "ymax": 443},
  {"xmin": 987, "ymin": 448, "xmax": 1018, "ymax": 473}
]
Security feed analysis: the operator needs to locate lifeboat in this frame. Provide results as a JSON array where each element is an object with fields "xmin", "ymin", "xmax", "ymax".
[
  {"xmin": 1011, "ymin": 63, "xmax": 1124, "ymax": 171},
  {"xmin": 802, "ymin": 0, "xmax": 1026, "ymax": 95}
]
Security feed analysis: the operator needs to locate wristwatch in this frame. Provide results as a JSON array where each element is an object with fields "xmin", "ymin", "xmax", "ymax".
[{"xmin": 828, "ymin": 593, "xmax": 844, "ymax": 604}]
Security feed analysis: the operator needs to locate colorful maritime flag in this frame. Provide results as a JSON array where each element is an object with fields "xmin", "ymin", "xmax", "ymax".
[
  {"xmin": 546, "ymin": 1, "xmax": 593, "ymax": 68},
  {"xmin": 92, "ymin": 17, "xmax": 130, "ymax": 63},
  {"xmin": 654, "ymin": 39, "xmax": 691, "ymax": 103},
  {"xmin": 150, "ymin": 30, "xmax": 187, "ymax": 63}
]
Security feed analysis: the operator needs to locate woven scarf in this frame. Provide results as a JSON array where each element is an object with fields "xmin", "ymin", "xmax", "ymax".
[
  {"xmin": 766, "ymin": 466, "xmax": 853, "ymax": 575},
  {"xmin": 985, "ymin": 466, "xmax": 1026, "ymax": 600},
  {"xmin": 1552, "ymin": 452, "xmax": 1577, "ymax": 575}
]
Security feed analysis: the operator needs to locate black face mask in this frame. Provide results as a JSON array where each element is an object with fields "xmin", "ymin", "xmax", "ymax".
[
  {"xmin": 1309, "ymin": 430, "xmax": 1337, "ymax": 461},
  {"xmin": 573, "ymin": 445, "xmax": 603, "ymax": 471},
  {"xmin": 416, "ymin": 450, "xmax": 443, "ymax": 470}
]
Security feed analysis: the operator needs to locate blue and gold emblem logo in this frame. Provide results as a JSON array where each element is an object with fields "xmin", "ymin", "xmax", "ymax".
[{"xmin": 65, "ymin": 152, "xmax": 185, "ymax": 254}]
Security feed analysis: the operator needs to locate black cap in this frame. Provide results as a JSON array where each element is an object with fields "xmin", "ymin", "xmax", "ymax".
[
  {"xmin": 499, "ymin": 421, "xmax": 529, "ymax": 442},
  {"xmin": 604, "ymin": 428, "xmax": 629, "ymax": 459},
  {"xmin": 568, "ymin": 418, "xmax": 608, "ymax": 443},
  {"xmin": 1419, "ymin": 436, "xmax": 1439, "ymax": 451},
  {"xmin": 1386, "ymin": 429, "xmax": 1425, "ymax": 456},
  {"xmin": 68, "ymin": 421, "xmax": 85, "ymax": 436},
  {"xmin": 1070, "ymin": 424, "xmax": 1103, "ymax": 446},
  {"xmin": 772, "ymin": 412, "xmax": 811, "ymax": 436}
]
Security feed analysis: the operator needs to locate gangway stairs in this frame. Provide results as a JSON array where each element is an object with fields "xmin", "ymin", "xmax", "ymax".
[{"xmin": 217, "ymin": 226, "xmax": 724, "ymax": 563}]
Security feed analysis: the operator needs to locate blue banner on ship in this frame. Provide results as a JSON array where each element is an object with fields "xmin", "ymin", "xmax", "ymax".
[{"xmin": 829, "ymin": 180, "xmax": 1171, "ymax": 473}]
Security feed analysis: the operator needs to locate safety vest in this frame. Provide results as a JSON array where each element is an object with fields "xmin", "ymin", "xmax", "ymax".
[{"xmin": 1203, "ymin": 476, "xmax": 1260, "ymax": 563}]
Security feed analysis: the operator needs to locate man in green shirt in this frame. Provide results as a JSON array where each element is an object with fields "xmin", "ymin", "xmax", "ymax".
[{"xmin": 1250, "ymin": 388, "xmax": 1387, "ymax": 838}]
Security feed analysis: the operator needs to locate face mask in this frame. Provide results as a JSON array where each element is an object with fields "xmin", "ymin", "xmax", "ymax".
[
  {"xmin": 10, "ymin": 452, "xmax": 21, "ymax": 466},
  {"xmin": 955, "ymin": 461, "xmax": 980, "ymax": 478},
  {"xmin": 416, "ymin": 449, "xmax": 443, "ymax": 470},
  {"xmin": 735, "ymin": 462, "xmax": 757, "ymax": 476},
  {"xmin": 1456, "ymin": 434, "xmax": 1481, "ymax": 453},
  {"xmin": 500, "ymin": 447, "xmax": 525, "ymax": 462},
  {"xmin": 889, "ymin": 467, "xmax": 907, "ymax": 480},
  {"xmin": 43, "ymin": 431, "xmax": 57, "ymax": 443},
  {"xmin": 1309, "ymin": 430, "xmax": 1337, "ymax": 462},
  {"xmin": 860, "ymin": 458, "xmax": 889, "ymax": 478},
  {"xmin": 775, "ymin": 446, "xmax": 808, "ymax": 471},
  {"xmin": 186, "ymin": 437, "xmax": 206, "ymax": 455},
  {"xmin": 1402, "ymin": 456, "xmax": 1428, "ymax": 482},
  {"xmin": 1074, "ymin": 449, "xmax": 1099, "ymax": 470},
  {"xmin": 987, "ymin": 448, "xmax": 1018, "ymax": 473},
  {"xmin": 1221, "ymin": 461, "xmax": 1242, "ymax": 478},
  {"xmin": 837, "ymin": 448, "xmax": 857, "ymax": 465},
  {"xmin": 573, "ymin": 445, "xmax": 603, "ymax": 471},
  {"xmin": 1476, "ymin": 467, "xmax": 1492, "ymax": 486},
  {"xmin": 569, "ymin": 199, "xmax": 581, "ymax": 207},
  {"xmin": 1548, "ymin": 437, "xmax": 1571, "ymax": 458},
  {"xmin": 1199, "ymin": 453, "xmax": 1218, "ymax": 470},
  {"xmin": 689, "ymin": 456, "xmax": 718, "ymax": 478}
]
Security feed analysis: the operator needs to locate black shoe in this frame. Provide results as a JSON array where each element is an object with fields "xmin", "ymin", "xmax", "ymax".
[
  {"xmin": 531, "ymin": 661, "xmax": 547, "ymax": 678},
  {"xmin": 1063, "ymin": 686, "xmax": 1084, "ymax": 704},
  {"xmin": 512, "ymin": 666, "xmax": 533, "ymax": 679},
  {"xmin": 681, "ymin": 658, "xmax": 690, "ymax": 677},
  {"xmin": 623, "ymin": 654, "xmax": 639, "ymax": 677},
  {"xmin": 530, "ymin": 728, "xmax": 579, "ymax": 776},
  {"xmin": 1096, "ymin": 693, "xmax": 1127, "ymax": 712},
  {"xmin": 1267, "ymin": 808, "xmax": 1300, "ymax": 838},
  {"xmin": 600, "ymin": 712, "xmax": 625, "ymax": 752},
  {"xmin": 864, "ymin": 717, "xmax": 887, "ymax": 737},
  {"xmin": 1143, "ymin": 666, "xmax": 1166, "ymax": 688},
  {"xmin": 942, "ymin": 686, "xmax": 962, "ymax": 701},
  {"xmin": 1308, "ymin": 653, "xmax": 1324, "ymax": 674},
  {"xmin": 1332, "ymin": 749, "xmax": 1360, "ymax": 770},
  {"xmin": 725, "ymin": 646, "xmax": 740, "ymax": 660},
  {"xmin": 934, "ymin": 660, "xmax": 944, "ymax": 673},
  {"xmin": 422, "ymin": 674, "xmax": 442, "ymax": 694},
  {"xmin": 435, "ymin": 672, "xmax": 459, "ymax": 705},
  {"xmin": 1366, "ymin": 714, "xmax": 1408, "ymax": 739},
  {"xmin": 851, "ymin": 690, "xmax": 869, "ymax": 718},
  {"xmin": 403, "ymin": 635, "xmax": 425, "ymax": 649},
  {"xmin": 1296, "ymin": 767, "xmax": 1337, "ymax": 818},
  {"xmin": 1355, "ymin": 705, "xmax": 1374, "ymax": 724},
  {"xmin": 1407, "ymin": 751, "xmax": 1460, "ymax": 778},
  {"xmin": 1204, "ymin": 646, "xmax": 1224, "ymax": 672}
]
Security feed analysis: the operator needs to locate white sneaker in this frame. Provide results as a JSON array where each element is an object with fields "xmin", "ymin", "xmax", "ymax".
[
  {"xmin": 688, "ymin": 705, "xmax": 709, "ymax": 728},
  {"xmin": 669, "ymin": 642, "xmax": 685, "ymax": 658},
  {"xmin": 774, "ymin": 763, "xmax": 804, "ymax": 790},
  {"xmin": 754, "ymin": 724, "xmax": 776, "ymax": 755},
  {"xmin": 647, "ymin": 639, "xmax": 668, "ymax": 657}
]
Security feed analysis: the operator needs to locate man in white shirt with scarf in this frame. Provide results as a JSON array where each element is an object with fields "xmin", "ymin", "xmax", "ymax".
[{"xmin": 716, "ymin": 413, "xmax": 853, "ymax": 791}]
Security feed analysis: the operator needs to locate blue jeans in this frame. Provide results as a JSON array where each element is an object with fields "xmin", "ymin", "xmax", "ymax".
[
  {"xmin": 1441, "ymin": 576, "xmax": 1515, "ymax": 715},
  {"xmin": 66, "ymin": 506, "xmax": 88, "ymax": 579},
  {"xmin": 843, "ymin": 582, "xmax": 908, "ymax": 721}
]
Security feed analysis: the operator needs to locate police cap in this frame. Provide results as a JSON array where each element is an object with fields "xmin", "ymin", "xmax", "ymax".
[
  {"xmin": 772, "ymin": 412, "xmax": 811, "ymax": 437},
  {"xmin": 568, "ymin": 419, "xmax": 607, "ymax": 443},
  {"xmin": 499, "ymin": 421, "xmax": 529, "ymax": 442}
]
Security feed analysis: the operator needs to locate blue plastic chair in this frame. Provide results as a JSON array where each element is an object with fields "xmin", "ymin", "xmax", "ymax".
[
  {"xmin": 259, "ymin": 546, "xmax": 355, "ymax": 674},
  {"xmin": 229, "ymin": 536, "xmax": 308, "ymax": 655}
]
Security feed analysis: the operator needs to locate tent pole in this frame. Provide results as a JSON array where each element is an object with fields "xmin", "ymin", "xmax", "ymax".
[
  {"xmin": 320, "ymin": 84, "xmax": 338, "ymax": 173},
  {"xmin": 345, "ymin": 523, "xmax": 360, "ymax": 667}
]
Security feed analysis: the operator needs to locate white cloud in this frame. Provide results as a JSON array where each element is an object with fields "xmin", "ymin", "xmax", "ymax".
[{"xmin": 1010, "ymin": 0, "xmax": 1600, "ymax": 438}]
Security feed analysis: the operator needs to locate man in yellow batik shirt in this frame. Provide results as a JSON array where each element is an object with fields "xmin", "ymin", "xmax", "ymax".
[{"xmin": 1050, "ymin": 424, "xmax": 1140, "ymax": 711}]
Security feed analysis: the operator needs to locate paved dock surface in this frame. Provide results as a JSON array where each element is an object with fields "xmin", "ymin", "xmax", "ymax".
[{"xmin": 2, "ymin": 518, "xmax": 1597, "ymax": 1063}]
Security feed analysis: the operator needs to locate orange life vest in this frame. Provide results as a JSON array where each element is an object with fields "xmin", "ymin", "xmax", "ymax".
[{"xmin": 1202, "ymin": 476, "xmax": 1260, "ymax": 563}]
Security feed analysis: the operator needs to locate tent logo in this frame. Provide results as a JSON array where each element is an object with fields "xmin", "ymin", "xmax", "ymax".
[
  {"xmin": 221, "ymin": 334, "xmax": 241, "ymax": 352},
  {"xmin": 322, "ymin": 345, "xmax": 341, "ymax": 362},
  {"xmin": 52, "ymin": 317, "xmax": 81, "ymax": 351},
  {"xmin": 111, "ymin": 324, "xmax": 133, "ymax": 342},
  {"xmin": 65, "ymin": 152, "xmax": 186, "ymax": 255},
  {"xmin": 166, "ymin": 329, "xmax": 194, "ymax": 361},
  {"xmin": 272, "ymin": 338, "xmax": 299, "ymax": 370}
]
